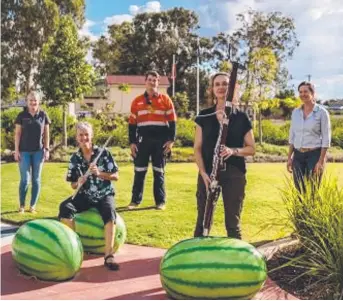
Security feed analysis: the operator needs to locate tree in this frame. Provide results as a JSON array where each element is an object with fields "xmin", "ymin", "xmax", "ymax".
[
  {"xmin": 92, "ymin": 8, "xmax": 214, "ymax": 102},
  {"xmin": 1, "ymin": 0, "xmax": 85, "ymax": 100},
  {"xmin": 246, "ymin": 48, "xmax": 278, "ymax": 144},
  {"xmin": 38, "ymin": 15, "xmax": 94, "ymax": 146},
  {"xmin": 172, "ymin": 92, "xmax": 190, "ymax": 117},
  {"xmin": 181, "ymin": 68, "xmax": 211, "ymax": 113},
  {"xmin": 232, "ymin": 9, "xmax": 299, "ymax": 92}
]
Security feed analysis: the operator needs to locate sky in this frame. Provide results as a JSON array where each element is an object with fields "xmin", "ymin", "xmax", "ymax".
[{"xmin": 81, "ymin": 0, "xmax": 343, "ymax": 100}]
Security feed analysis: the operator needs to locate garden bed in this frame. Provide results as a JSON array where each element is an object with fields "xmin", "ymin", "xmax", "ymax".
[{"xmin": 268, "ymin": 243, "xmax": 339, "ymax": 300}]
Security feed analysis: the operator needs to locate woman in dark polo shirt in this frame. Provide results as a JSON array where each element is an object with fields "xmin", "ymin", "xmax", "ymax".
[
  {"xmin": 14, "ymin": 91, "xmax": 51, "ymax": 213},
  {"xmin": 193, "ymin": 72, "xmax": 255, "ymax": 239},
  {"xmin": 287, "ymin": 81, "xmax": 331, "ymax": 191}
]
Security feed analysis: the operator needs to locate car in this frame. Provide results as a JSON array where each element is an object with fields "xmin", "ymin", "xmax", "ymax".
[{"xmin": 76, "ymin": 111, "xmax": 93, "ymax": 118}]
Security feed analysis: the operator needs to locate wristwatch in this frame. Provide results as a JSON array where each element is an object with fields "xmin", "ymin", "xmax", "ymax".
[
  {"xmin": 233, "ymin": 148, "xmax": 239, "ymax": 156},
  {"xmin": 44, "ymin": 147, "xmax": 49, "ymax": 152}
]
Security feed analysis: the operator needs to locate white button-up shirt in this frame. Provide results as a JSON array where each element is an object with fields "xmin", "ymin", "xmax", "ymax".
[{"xmin": 289, "ymin": 104, "xmax": 331, "ymax": 149}]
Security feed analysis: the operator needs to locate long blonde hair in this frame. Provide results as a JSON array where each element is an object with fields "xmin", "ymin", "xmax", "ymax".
[{"xmin": 207, "ymin": 72, "xmax": 230, "ymax": 106}]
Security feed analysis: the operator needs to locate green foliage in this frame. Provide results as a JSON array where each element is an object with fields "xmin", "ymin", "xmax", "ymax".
[
  {"xmin": 332, "ymin": 127, "xmax": 343, "ymax": 148},
  {"xmin": 255, "ymin": 143, "xmax": 288, "ymax": 156},
  {"xmin": 1, "ymin": 108, "xmax": 23, "ymax": 150},
  {"xmin": 117, "ymin": 83, "xmax": 131, "ymax": 93},
  {"xmin": 39, "ymin": 16, "xmax": 94, "ymax": 106},
  {"xmin": 1, "ymin": 0, "xmax": 85, "ymax": 97},
  {"xmin": 175, "ymin": 118, "xmax": 195, "ymax": 147},
  {"xmin": 279, "ymin": 97, "xmax": 301, "ymax": 118},
  {"xmin": 38, "ymin": 15, "xmax": 94, "ymax": 146},
  {"xmin": 254, "ymin": 120, "xmax": 290, "ymax": 145},
  {"xmin": 42, "ymin": 105, "xmax": 77, "ymax": 146},
  {"xmin": 172, "ymin": 92, "xmax": 190, "ymax": 118},
  {"xmin": 280, "ymin": 176, "xmax": 343, "ymax": 298}
]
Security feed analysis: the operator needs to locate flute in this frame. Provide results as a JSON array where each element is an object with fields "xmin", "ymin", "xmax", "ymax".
[{"xmin": 71, "ymin": 137, "xmax": 112, "ymax": 200}]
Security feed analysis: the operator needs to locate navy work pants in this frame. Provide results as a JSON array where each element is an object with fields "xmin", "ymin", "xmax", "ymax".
[{"xmin": 131, "ymin": 137, "xmax": 167, "ymax": 205}]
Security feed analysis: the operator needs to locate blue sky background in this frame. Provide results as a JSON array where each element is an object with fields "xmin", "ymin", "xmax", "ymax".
[{"xmin": 82, "ymin": 0, "xmax": 343, "ymax": 100}]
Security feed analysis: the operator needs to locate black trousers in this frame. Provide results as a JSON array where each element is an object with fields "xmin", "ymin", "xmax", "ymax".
[
  {"xmin": 131, "ymin": 137, "xmax": 167, "ymax": 205},
  {"xmin": 59, "ymin": 193, "xmax": 116, "ymax": 225},
  {"xmin": 292, "ymin": 148, "xmax": 322, "ymax": 192},
  {"xmin": 194, "ymin": 165, "xmax": 246, "ymax": 239}
]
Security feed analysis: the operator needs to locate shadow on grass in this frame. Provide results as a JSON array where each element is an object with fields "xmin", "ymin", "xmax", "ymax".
[
  {"xmin": 1, "ymin": 213, "xmax": 58, "ymax": 226},
  {"xmin": 116, "ymin": 206, "xmax": 156, "ymax": 212}
]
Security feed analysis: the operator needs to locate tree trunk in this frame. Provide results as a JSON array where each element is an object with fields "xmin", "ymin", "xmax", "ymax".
[
  {"xmin": 258, "ymin": 109, "xmax": 263, "ymax": 145},
  {"xmin": 25, "ymin": 67, "xmax": 32, "ymax": 94},
  {"xmin": 258, "ymin": 85, "xmax": 263, "ymax": 145},
  {"xmin": 62, "ymin": 104, "xmax": 68, "ymax": 147}
]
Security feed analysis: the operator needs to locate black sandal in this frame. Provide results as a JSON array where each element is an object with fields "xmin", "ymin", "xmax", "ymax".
[{"xmin": 104, "ymin": 254, "xmax": 119, "ymax": 271}]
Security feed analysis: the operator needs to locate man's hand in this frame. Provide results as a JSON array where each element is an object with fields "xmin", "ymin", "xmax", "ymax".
[
  {"xmin": 130, "ymin": 143, "xmax": 138, "ymax": 158},
  {"xmin": 89, "ymin": 163, "xmax": 100, "ymax": 176},
  {"xmin": 14, "ymin": 150, "xmax": 21, "ymax": 162},
  {"xmin": 163, "ymin": 141, "xmax": 174, "ymax": 154},
  {"xmin": 287, "ymin": 158, "xmax": 293, "ymax": 173}
]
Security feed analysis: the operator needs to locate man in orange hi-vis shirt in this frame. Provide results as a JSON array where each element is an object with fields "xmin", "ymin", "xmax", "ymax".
[{"xmin": 127, "ymin": 70, "xmax": 177, "ymax": 210}]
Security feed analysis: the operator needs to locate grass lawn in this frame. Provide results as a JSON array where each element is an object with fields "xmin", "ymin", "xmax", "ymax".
[{"xmin": 1, "ymin": 162, "xmax": 342, "ymax": 248}]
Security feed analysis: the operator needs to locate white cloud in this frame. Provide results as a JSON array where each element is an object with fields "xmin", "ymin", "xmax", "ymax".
[
  {"xmin": 129, "ymin": 1, "xmax": 161, "ymax": 15},
  {"xmin": 104, "ymin": 1, "xmax": 161, "ymax": 27},
  {"xmin": 79, "ymin": 19, "xmax": 98, "ymax": 42},
  {"xmin": 103, "ymin": 14, "xmax": 133, "ymax": 26},
  {"xmin": 197, "ymin": 0, "xmax": 343, "ymax": 99}
]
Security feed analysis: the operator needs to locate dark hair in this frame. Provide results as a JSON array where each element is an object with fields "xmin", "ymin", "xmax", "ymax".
[
  {"xmin": 298, "ymin": 81, "xmax": 315, "ymax": 95},
  {"xmin": 145, "ymin": 70, "xmax": 160, "ymax": 80}
]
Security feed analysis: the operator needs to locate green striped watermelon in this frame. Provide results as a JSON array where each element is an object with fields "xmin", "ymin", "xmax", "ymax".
[
  {"xmin": 12, "ymin": 219, "xmax": 83, "ymax": 281},
  {"xmin": 160, "ymin": 237, "xmax": 267, "ymax": 300},
  {"xmin": 75, "ymin": 208, "xmax": 126, "ymax": 254}
]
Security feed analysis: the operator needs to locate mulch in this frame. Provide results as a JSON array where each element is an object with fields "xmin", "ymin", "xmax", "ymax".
[{"xmin": 267, "ymin": 243, "xmax": 338, "ymax": 299}]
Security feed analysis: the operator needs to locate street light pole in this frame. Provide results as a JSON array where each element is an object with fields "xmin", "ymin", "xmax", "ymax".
[{"xmin": 196, "ymin": 37, "xmax": 200, "ymax": 116}]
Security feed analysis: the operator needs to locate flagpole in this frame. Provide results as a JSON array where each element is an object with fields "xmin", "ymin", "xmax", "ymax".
[{"xmin": 172, "ymin": 54, "xmax": 176, "ymax": 97}]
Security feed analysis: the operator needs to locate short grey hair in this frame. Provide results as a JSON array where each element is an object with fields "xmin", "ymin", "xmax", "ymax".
[
  {"xmin": 27, "ymin": 90, "xmax": 41, "ymax": 102},
  {"xmin": 76, "ymin": 121, "xmax": 93, "ymax": 136}
]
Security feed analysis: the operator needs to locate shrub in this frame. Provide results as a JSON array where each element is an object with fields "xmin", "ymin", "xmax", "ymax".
[
  {"xmin": 175, "ymin": 118, "xmax": 195, "ymax": 147},
  {"xmin": 254, "ymin": 120, "xmax": 290, "ymax": 145},
  {"xmin": 332, "ymin": 128, "xmax": 343, "ymax": 148},
  {"xmin": 280, "ymin": 176, "xmax": 343, "ymax": 299},
  {"xmin": 43, "ymin": 105, "xmax": 77, "ymax": 147}
]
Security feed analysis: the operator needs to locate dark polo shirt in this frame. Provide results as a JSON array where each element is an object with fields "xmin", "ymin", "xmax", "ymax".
[
  {"xmin": 15, "ymin": 108, "xmax": 51, "ymax": 152},
  {"xmin": 195, "ymin": 106, "xmax": 252, "ymax": 174}
]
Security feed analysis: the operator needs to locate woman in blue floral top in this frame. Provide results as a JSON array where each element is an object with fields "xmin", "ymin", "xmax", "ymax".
[{"xmin": 59, "ymin": 122, "xmax": 120, "ymax": 270}]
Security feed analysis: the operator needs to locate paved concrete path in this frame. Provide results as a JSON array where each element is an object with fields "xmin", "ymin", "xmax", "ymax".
[{"xmin": 1, "ymin": 222, "xmax": 298, "ymax": 300}]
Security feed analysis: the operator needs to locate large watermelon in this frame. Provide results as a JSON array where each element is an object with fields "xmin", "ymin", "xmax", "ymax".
[
  {"xmin": 160, "ymin": 237, "xmax": 267, "ymax": 300},
  {"xmin": 12, "ymin": 219, "xmax": 83, "ymax": 281},
  {"xmin": 75, "ymin": 208, "xmax": 126, "ymax": 254}
]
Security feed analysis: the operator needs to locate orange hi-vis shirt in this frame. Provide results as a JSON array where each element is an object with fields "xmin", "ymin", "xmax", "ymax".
[{"xmin": 128, "ymin": 91, "xmax": 177, "ymax": 143}]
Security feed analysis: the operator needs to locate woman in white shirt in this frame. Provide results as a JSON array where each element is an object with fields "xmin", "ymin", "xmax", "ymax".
[{"xmin": 287, "ymin": 81, "xmax": 331, "ymax": 191}]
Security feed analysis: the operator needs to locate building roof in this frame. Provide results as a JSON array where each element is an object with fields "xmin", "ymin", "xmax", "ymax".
[{"xmin": 106, "ymin": 75, "xmax": 170, "ymax": 86}]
